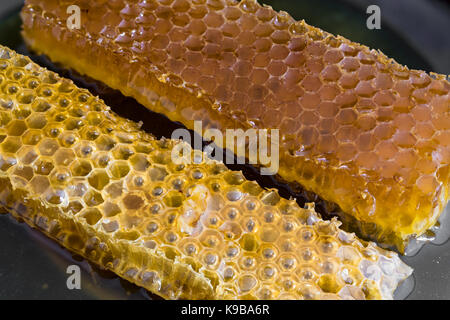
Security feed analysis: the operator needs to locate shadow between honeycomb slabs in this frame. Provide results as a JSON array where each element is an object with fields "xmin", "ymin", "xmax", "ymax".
[{"xmin": 24, "ymin": 50, "xmax": 447, "ymax": 256}]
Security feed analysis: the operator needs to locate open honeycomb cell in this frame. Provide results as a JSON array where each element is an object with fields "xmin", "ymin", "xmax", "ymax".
[
  {"xmin": 20, "ymin": 0, "xmax": 449, "ymax": 251},
  {"xmin": 0, "ymin": 45, "xmax": 412, "ymax": 299}
]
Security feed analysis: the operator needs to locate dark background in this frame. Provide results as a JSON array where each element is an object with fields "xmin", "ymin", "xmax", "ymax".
[{"xmin": 0, "ymin": 0, "xmax": 449, "ymax": 300}]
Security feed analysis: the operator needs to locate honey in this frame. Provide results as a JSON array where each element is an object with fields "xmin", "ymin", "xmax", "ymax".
[
  {"xmin": 20, "ymin": 0, "xmax": 450, "ymax": 251},
  {"xmin": 0, "ymin": 45, "xmax": 412, "ymax": 299}
]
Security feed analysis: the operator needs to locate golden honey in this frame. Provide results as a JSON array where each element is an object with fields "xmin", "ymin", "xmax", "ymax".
[
  {"xmin": 20, "ymin": 0, "xmax": 450, "ymax": 251},
  {"xmin": 0, "ymin": 45, "xmax": 412, "ymax": 299}
]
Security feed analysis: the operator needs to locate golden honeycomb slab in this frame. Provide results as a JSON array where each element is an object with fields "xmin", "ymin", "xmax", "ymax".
[
  {"xmin": 20, "ymin": 0, "xmax": 450, "ymax": 251},
  {"xmin": 0, "ymin": 45, "xmax": 412, "ymax": 299}
]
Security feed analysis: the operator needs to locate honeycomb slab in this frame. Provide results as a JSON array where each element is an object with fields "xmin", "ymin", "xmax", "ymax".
[
  {"xmin": 20, "ymin": 0, "xmax": 450, "ymax": 251},
  {"xmin": 0, "ymin": 45, "xmax": 412, "ymax": 299}
]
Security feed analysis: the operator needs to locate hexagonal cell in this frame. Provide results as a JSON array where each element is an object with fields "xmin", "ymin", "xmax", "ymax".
[
  {"xmin": 299, "ymin": 110, "xmax": 319, "ymax": 126},
  {"xmin": 4, "ymin": 82, "xmax": 19, "ymax": 95},
  {"xmin": 92, "ymin": 152, "xmax": 111, "ymax": 168},
  {"xmin": 88, "ymin": 170, "xmax": 110, "ymax": 190},
  {"xmin": 336, "ymin": 109, "xmax": 358, "ymax": 125},
  {"xmin": 45, "ymin": 189, "xmax": 68, "ymax": 205},
  {"xmin": 17, "ymin": 145, "xmax": 38, "ymax": 165},
  {"xmin": 79, "ymin": 125, "xmax": 100, "ymax": 141},
  {"xmin": 103, "ymin": 202, "xmax": 121, "ymax": 217},
  {"xmin": 6, "ymin": 67, "xmax": 24, "ymax": 81},
  {"xmin": 239, "ymin": 233, "xmax": 259, "ymax": 252},
  {"xmin": 31, "ymin": 99, "xmax": 52, "ymax": 112},
  {"xmin": 338, "ymin": 266, "xmax": 364, "ymax": 287},
  {"xmin": 96, "ymin": 135, "xmax": 117, "ymax": 151},
  {"xmin": 148, "ymin": 165, "xmax": 168, "ymax": 182},
  {"xmin": 355, "ymin": 80, "xmax": 376, "ymax": 97},
  {"xmin": 277, "ymin": 274, "xmax": 300, "ymax": 294},
  {"xmin": 82, "ymin": 208, "xmax": 103, "ymax": 226},
  {"xmin": 168, "ymin": 175, "xmax": 187, "ymax": 191},
  {"xmin": 237, "ymin": 274, "xmax": 257, "ymax": 294},
  {"xmin": 49, "ymin": 168, "xmax": 71, "ymax": 186},
  {"xmin": 320, "ymin": 259, "xmax": 340, "ymax": 275},
  {"xmin": 26, "ymin": 113, "xmax": 47, "ymax": 129},
  {"xmin": 375, "ymin": 140, "xmax": 398, "ymax": 161},
  {"xmin": 6, "ymin": 120, "xmax": 27, "ymax": 136},
  {"xmin": 43, "ymin": 122, "xmax": 64, "ymax": 139},
  {"xmin": 102, "ymin": 219, "xmax": 119, "ymax": 233},
  {"xmin": 416, "ymin": 175, "xmax": 439, "ymax": 194},
  {"xmin": 105, "ymin": 181, "xmax": 124, "ymax": 199},
  {"xmin": 29, "ymin": 175, "xmax": 50, "ymax": 194},
  {"xmin": 238, "ymin": 253, "xmax": 258, "ymax": 272},
  {"xmin": 54, "ymin": 148, "xmax": 76, "ymax": 166},
  {"xmin": 217, "ymin": 220, "xmax": 241, "ymax": 240},
  {"xmin": 151, "ymin": 34, "xmax": 170, "ymax": 50},
  {"xmin": 259, "ymin": 225, "xmax": 280, "ymax": 243},
  {"xmin": 70, "ymin": 159, "xmax": 93, "ymax": 177},
  {"xmin": 200, "ymin": 250, "xmax": 220, "ymax": 269},
  {"xmin": 295, "ymin": 266, "xmax": 318, "ymax": 283},
  {"xmin": 58, "ymin": 132, "xmax": 80, "ymax": 148},
  {"xmin": 74, "ymin": 142, "xmax": 96, "ymax": 159},
  {"xmin": 0, "ymin": 110, "xmax": 13, "ymax": 127},
  {"xmin": 301, "ymin": 75, "xmax": 322, "ymax": 92},
  {"xmin": 393, "ymin": 130, "xmax": 417, "ymax": 148},
  {"xmin": 68, "ymin": 104, "xmax": 89, "ymax": 119},
  {"xmin": 259, "ymin": 190, "xmax": 280, "ymax": 206},
  {"xmin": 277, "ymin": 216, "xmax": 298, "ymax": 234},
  {"xmin": 22, "ymin": 129, "xmax": 43, "ymax": 145},
  {"xmin": 335, "ymin": 125, "xmax": 359, "ymax": 143},
  {"xmin": 257, "ymin": 261, "xmax": 278, "ymax": 283},
  {"xmin": 64, "ymin": 200, "xmax": 84, "ymax": 215},
  {"xmin": 240, "ymin": 197, "xmax": 260, "ymax": 214},
  {"xmin": 317, "ymin": 134, "xmax": 338, "ymax": 154},
  {"xmin": 67, "ymin": 182, "xmax": 88, "ymax": 198},
  {"xmin": 33, "ymin": 158, "xmax": 55, "ymax": 176},
  {"xmin": 129, "ymin": 153, "xmax": 151, "ymax": 171},
  {"xmin": 83, "ymin": 189, "xmax": 104, "ymax": 207},
  {"xmin": 108, "ymin": 160, "xmax": 131, "ymax": 179},
  {"xmin": 111, "ymin": 145, "xmax": 135, "ymax": 161},
  {"xmin": 162, "ymin": 190, "xmax": 184, "ymax": 208},
  {"xmin": 38, "ymin": 138, "xmax": 59, "ymax": 156},
  {"xmin": 240, "ymin": 215, "xmax": 259, "ymax": 233},
  {"xmin": 298, "ymin": 246, "xmax": 320, "ymax": 264},
  {"xmin": 321, "ymin": 64, "xmax": 342, "ymax": 82},
  {"xmin": 1, "ymin": 136, "xmax": 22, "ymax": 154},
  {"xmin": 64, "ymin": 117, "xmax": 84, "ymax": 131},
  {"xmin": 0, "ymin": 154, "xmax": 17, "ymax": 171},
  {"xmin": 122, "ymin": 193, "xmax": 146, "ymax": 211},
  {"xmin": 16, "ymin": 91, "xmax": 35, "ymax": 106},
  {"xmin": 297, "ymin": 226, "xmax": 318, "ymax": 244},
  {"xmin": 13, "ymin": 165, "xmax": 34, "ymax": 181},
  {"xmin": 317, "ymin": 274, "xmax": 341, "ymax": 294}
]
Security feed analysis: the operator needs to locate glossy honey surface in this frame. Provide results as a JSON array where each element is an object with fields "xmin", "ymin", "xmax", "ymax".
[
  {"xmin": 0, "ymin": 45, "xmax": 412, "ymax": 299},
  {"xmin": 20, "ymin": 0, "xmax": 450, "ymax": 251}
]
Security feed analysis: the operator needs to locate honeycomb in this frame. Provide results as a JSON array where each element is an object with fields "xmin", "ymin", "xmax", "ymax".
[
  {"xmin": 20, "ymin": 0, "xmax": 450, "ymax": 251},
  {"xmin": 0, "ymin": 45, "xmax": 412, "ymax": 299}
]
